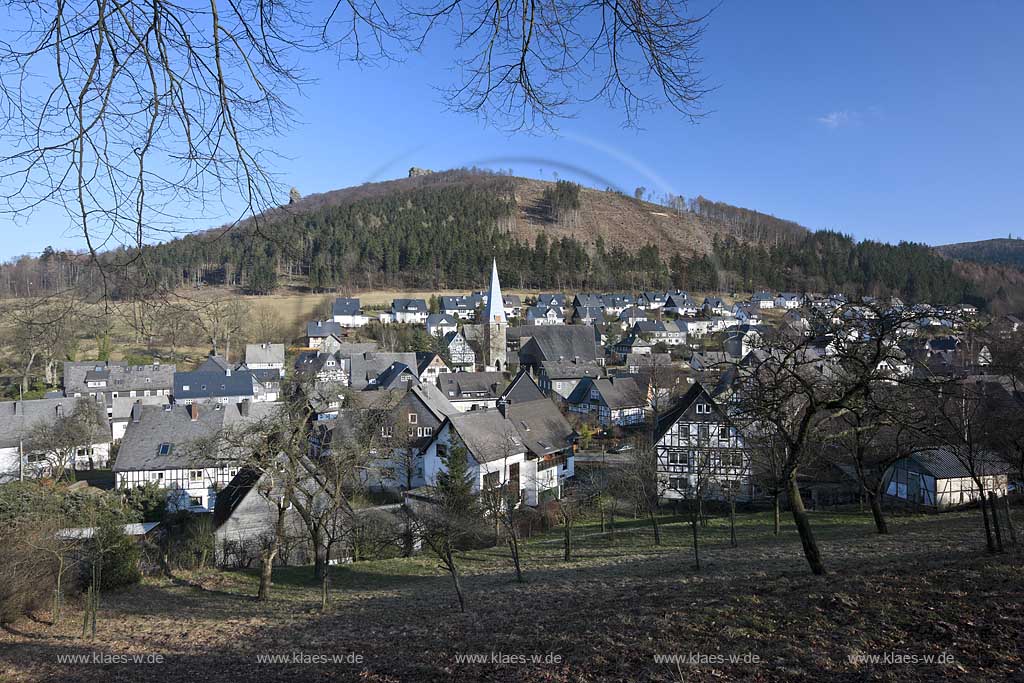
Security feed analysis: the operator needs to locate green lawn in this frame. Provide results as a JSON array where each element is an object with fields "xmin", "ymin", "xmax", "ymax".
[{"xmin": 1, "ymin": 509, "xmax": 1021, "ymax": 682}]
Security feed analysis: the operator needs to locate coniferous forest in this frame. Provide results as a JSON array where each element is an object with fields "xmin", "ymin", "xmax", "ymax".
[{"xmin": 0, "ymin": 171, "xmax": 987, "ymax": 306}]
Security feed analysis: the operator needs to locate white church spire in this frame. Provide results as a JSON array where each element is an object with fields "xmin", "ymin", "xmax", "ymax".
[{"xmin": 484, "ymin": 258, "xmax": 507, "ymax": 324}]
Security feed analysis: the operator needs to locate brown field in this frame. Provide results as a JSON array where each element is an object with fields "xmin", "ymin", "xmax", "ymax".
[{"xmin": 0, "ymin": 509, "xmax": 1020, "ymax": 682}]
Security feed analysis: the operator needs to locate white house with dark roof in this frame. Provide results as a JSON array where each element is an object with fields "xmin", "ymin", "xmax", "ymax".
[
  {"xmin": 566, "ymin": 376, "xmax": 649, "ymax": 427},
  {"xmin": 307, "ymin": 320, "xmax": 344, "ymax": 348},
  {"xmin": 63, "ymin": 360, "xmax": 175, "ymax": 400},
  {"xmin": 525, "ymin": 305, "xmax": 565, "ymax": 326},
  {"xmin": 114, "ymin": 401, "xmax": 279, "ymax": 512},
  {"xmin": 391, "ymin": 298, "xmax": 429, "ymax": 324},
  {"xmin": 244, "ymin": 343, "xmax": 285, "ymax": 377},
  {"xmin": 0, "ymin": 397, "xmax": 111, "ymax": 481},
  {"xmin": 426, "ymin": 313, "xmax": 459, "ymax": 337},
  {"xmin": 440, "ymin": 294, "xmax": 481, "ymax": 320},
  {"xmin": 775, "ymin": 293, "xmax": 802, "ymax": 309},
  {"xmin": 331, "ymin": 298, "xmax": 370, "ymax": 327},
  {"xmin": 882, "ymin": 448, "xmax": 1010, "ymax": 509}
]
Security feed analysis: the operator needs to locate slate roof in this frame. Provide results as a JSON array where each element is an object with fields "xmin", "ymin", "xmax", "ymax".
[
  {"xmin": 573, "ymin": 294, "xmax": 604, "ymax": 309},
  {"xmin": 409, "ymin": 382, "xmax": 461, "ymax": 421},
  {"xmin": 540, "ymin": 361, "xmax": 602, "ymax": 380},
  {"xmin": 245, "ymin": 343, "xmax": 285, "ymax": 366},
  {"xmin": 114, "ymin": 401, "xmax": 280, "ymax": 471},
  {"xmin": 505, "ymin": 399, "xmax": 574, "ymax": 458},
  {"xmin": 500, "ymin": 370, "xmax": 547, "ymax": 404},
  {"xmin": 567, "ymin": 376, "xmax": 647, "ymax": 410},
  {"xmin": 440, "ymin": 294, "xmax": 481, "ymax": 312},
  {"xmin": 572, "ymin": 306, "xmax": 604, "ymax": 321},
  {"xmin": 63, "ymin": 360, "xmax": 176, "ymax": 396},
  {"xmin": 307, "ymin": 320, "xmax": 343, "ymax": 337},
  {"xmin": 331, "ymin": 298, "xmax": 361, "ymax": 316},
  {"xmin": 524, "ymin": 325, "xmax": 600, "ymax": 364},
  {"xmin": 426, "ymin": 313, "xmax": 459, "ymax": 327},
  {"xmin": 374, "ymin": 362, "xmax": 420, "ymax": 390},
  {"xmin": 907, "ymin": 448, "xmax": 1012, "ymax": 480},
  {"xmin": 654, "ymin": 382, "xmax": 720, "ymax": 442},
  {"xmin": 525, "ymin": 305, "xmax": 563, "ymax": 321},
  {"xmin": 618, "ymin": 307, "xmax": 648, "ymax": 321},
  {"xmin": 393, "ymin": 298, "xmax": 429, "ymax": 313},
  {"xmin": 447, "ymin": 411, "xmax": 525, "ymax": 463},
  {"xmin": 0, "ymin": 397, "xmax": 108, "ymax": 449},
  {"xmin": 537, "ymin": 293, "xmax": 566, "ymax": 307},
  {"xmin": 438, "ymin": 372, "xmax": 506, "ymax": 400},
  {"xmin": 349, "ymin": 352, "xmax": 419, "ymax": 390},
  {"xmin": 174, "ymin": 370, "xmax": 258, "ymax": 400},
  {"xmin": 195, "ymin": 355, "xmax": 232, "ymax": 374}
]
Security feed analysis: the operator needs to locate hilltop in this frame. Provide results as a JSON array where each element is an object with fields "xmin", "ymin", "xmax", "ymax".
[
  {"xmin": 0, "ymin": 168, "xmax": 1011, "ymax": 311},
  {"xmin": 936, "ymin": 238, "xmax": 1024, "ymax": 270}
]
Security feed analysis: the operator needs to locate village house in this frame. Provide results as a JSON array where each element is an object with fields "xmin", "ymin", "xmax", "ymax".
[
  {"xmin": 654, "ymin": 382, "xmax": 752, "ymax": 501},
  {"xmin": 306, "ymin": 320, "xmax": 344, "ymax": 348},
  {"xmin": 664, "ymin": 293, "xmax": 698, "ymax": 317},
  {"xmin": 612, "ymin": 333, "xmax": 654, "ymax": 361},
  {"xmin": 331, "ymin": 298, "xmax": 370, "ymax": 327},
  {"xmin": 442, "ymin": 329, "xmax": 477, "ymax": 370},
  {"xmin": 438, "ymin": 371, "xmax": 507, "ymax": 412},
  {"xmin": 63, "ymin": 360, "xmax": 175, "ymax": 401},
  {"xmin": 294, "ymin": 349, "xmax": 349, "ymax": 385},
  {"xmin": 349, "ymin": 351, "xmax": 420, "ymax": 390},
  {"xmin": 391, "ymin": 298, "xmax": 430, "ymax": 324},
  {"xmin": 633, "ymin": 320, "xmax": 687, "ymax": 346},
  {"xmin": 537, "ymin": 360, "xmax": 603, "ymax": 401},
  {"xmin": 750, "ymin": 291, "xmax": 775, "ymax": 309},
  {"xmin": 519, "ymin": 325, "xmax": 602, "ymax": 374},
  {"xmin": 882, "ymin": 448, "xmax": 1010, "ymax": 509},
  {"xmin": 571, "ymin": 305, "xmax": 604, "ymax": 325},
  {"xmin": 566, "ymin": 376, "xmax": 649, "ymax": 427},
  {"xmin": 0, "ymin": 397, "xmax": 111, "ymax": 481},
  {"xmin": 732, "ymin": 302, "xmax": 763, "ymax": 324},
  {"xmin": 110, "ymin": 395, "xmax": 170, "ymax": 441},
  {"xmin": 775, "ymin": 293, "xmax": 802, "ymax": 309},
  {"xmin": 525, "ymin": 305, "xmax": 565, "ymax": 326},
  {"xmin": 572, "ymin": 293, "xmax": 604, "ymax": 311},
  {"xmin": 638, "ymin": 291, "xmax": 667, "ymax": 310},
  {"xmin": 173, "ymin": 356, "xmax": 274, "ymax": 404},
  {"xmin": 244, "ymin": 343, "xmax": 286, "ymax": 377},
  {"xmin": 703, "ymin": 297, "xmax": 729, "ymax": 316},
  {"xmin": 415, "ymin": 352, "xmax": 451, "ymax": 383},
  {"xmin": 440, "ymin": 294, "xmax": 481, "ymax": 320},
  {"xmin": 114, "ymin": 401, "xmax": 278, "ymax": 512},
  {"xmin": 425, "ymin": 313, "xmax": 459, "ymax": 337},
  {"xmin": 537, "ymin": 293, "xmax": 567, "ymax": 309},
  {"xmin": 601, "ymin": 294, "xmax": 634, "ymax": 316},
  {"xmin": 618, "ymin": 306, "xmax": 649, "ymax": 328}
]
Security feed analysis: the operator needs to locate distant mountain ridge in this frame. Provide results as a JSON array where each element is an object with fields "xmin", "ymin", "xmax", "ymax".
[{"xmin": 936, "ymin": 238, "xmax": 1024, "ymax": 270}]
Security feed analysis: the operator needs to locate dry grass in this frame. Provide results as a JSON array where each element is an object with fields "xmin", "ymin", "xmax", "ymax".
[{"xmin": 0, "ymin": 509, "xmax": 1020, "ymax": 682}]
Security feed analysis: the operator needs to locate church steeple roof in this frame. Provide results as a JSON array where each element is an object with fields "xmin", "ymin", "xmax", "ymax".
[{"xmin": 484, "ymin": 258, "xmax": 507, "ymax": 324}]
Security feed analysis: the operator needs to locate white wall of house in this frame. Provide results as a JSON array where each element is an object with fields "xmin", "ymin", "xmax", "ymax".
[
  {"xmin": 333, "ymin": 313, "xmax": 370, "ymax": 328},
  {"xmin": 116, "ymin": 465, "xmax": 239, "ymax": 512}
]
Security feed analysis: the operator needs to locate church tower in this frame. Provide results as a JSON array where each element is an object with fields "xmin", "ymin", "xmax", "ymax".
[{"xmin": 482, "ymin": 258, "xmax": 507, "ymax": 371}]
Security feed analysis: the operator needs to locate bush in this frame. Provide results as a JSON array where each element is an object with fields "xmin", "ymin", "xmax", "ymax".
[{"xmin": 81, "ymin": 510, "xmax": 142, "ymax": 591}]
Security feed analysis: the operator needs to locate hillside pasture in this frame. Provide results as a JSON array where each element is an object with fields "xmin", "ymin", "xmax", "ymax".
[{"xmin": 0, "ymin": 509, "xmax": 1020, "ymax": 682}]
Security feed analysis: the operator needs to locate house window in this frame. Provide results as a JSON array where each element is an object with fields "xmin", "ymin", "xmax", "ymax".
[
  {"xmin": 157, "ymin": 443, "xmax": 173, "ymax": 456},
  {"xmin": 696, "ymin": 403, "xmax": 711, "ymax": 414},
  {"xmin": 483, "ymin": 471, "xmax": 500, "ymax": 488},
  {"xmin": 423, "ymin": 426, "xmax": 433, "ymax": 436},
  {"xmin": 408, "ymin": 413, "xmax": 418, "ymax": 425},
  {"xmin": 381, "ymin": 426, "xmax": 394, "ymax": 439},
  {"xmin": 189, "ymin": 496, "xmax": 203, "ymax": 507},
  {"xmin": 190, "ymin": 470, "xmax": 203, "ymax": 481},
  {"xmin": 182, "ymin": 385, "xmax": 190, "ymax": 391},
  {"xmin": 590, "ymin": 389, "xmax": 601, "ymax": 400}
]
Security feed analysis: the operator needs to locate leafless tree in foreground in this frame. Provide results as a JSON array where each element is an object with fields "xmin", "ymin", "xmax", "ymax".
[{"xmin": 0, "ymin": 0, "xmax": 712, "ymax": 293}]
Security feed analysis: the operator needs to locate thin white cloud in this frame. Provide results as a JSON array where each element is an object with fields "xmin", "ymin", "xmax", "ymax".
[{"xmin": 817, "ymin": 110, "xmax": 857, "ymax": 129}]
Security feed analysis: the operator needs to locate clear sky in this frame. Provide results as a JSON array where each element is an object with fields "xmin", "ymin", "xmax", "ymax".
[{"xmin": 2, "ymin": 0, "xmax": 1022, "ymax": 259}]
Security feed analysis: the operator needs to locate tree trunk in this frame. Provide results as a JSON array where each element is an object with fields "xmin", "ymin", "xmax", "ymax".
[
  {"xmin": 257, "ymin": 549, "xmax": 277, "ymax": 600},
  {"xmin": 320, "ymin": 546, "xmax": 331, "ymax": 610},
  {"xmin": 867, "ymin": 487, "xmax": 889, "ymax": 535},
  {"xmin": 563, "ymin": 521, "xmax": 572, "ymax": 561},
  {"xmin": 1003, "ymin": 494, "xmax": 1017, "ymax": 546},
  {"xmin": 690, "ymin": 517, "xmax": 700, "ymax": 571},
  {"xmin": 772, "ymin": 492, "xmax": 780, "ymax": 536},
  {"xmin": 978, "ymin": 483, "xmax": 996, "ymax": 552},
  {"xmin": 649, "ymin": 508, "xmax": 661, "ymax": 546},
  {"xmin": 729, "ymin": 499, "xmax": 737, "ymax": 547},
  {"xmin": 787, "ymin": 473, "xmax": 825, "ymax": 575},
  {"xmin": 313, "ymin": 540, "xmax": 327, "ymax": 581},
  {"xmin": 988, "ymin": 492, "xmax": 1004, "ymax": 553},
  {"xmin": 508, "ymin": 536, "xmax": 524, "ymax": 583},
  {"xmin": 444, "ymin": 548, "xmax": 466, "ymax": 612}
]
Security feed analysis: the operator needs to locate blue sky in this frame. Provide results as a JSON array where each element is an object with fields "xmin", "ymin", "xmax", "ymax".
[{"xmin": 2, "ymin": 0, "xmax": 1022, "ymax": 259}]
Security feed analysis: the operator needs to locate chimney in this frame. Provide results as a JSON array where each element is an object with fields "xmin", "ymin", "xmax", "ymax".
[
  {"xmin": 498, "ymin": 398, "xmax": 510, "ymax": 418},
  {"xmin": 131, "ymin": 401, "xmax": 142, "ymax": 423},
  {"xmin": 188, "ymin": 403, "xmax": 199, "ymax": 421},
  {"xmin": 239, "ymin": 398, "xmax": 251, "ymax": 417}
]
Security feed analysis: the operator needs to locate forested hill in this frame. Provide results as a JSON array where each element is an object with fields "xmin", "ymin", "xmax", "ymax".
[
  {"xmin": 936, "ymin": 238, "xmax": 1024, "ymax": 270},
  {"xmin": 0, "ymin": 169, "xmax": 1001, "ymax": 310}
]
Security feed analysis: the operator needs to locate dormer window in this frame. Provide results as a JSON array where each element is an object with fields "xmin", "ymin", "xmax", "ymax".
[{"xmin": 157, "ymin": 443, "xmax": 173, "ymax": 456}]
